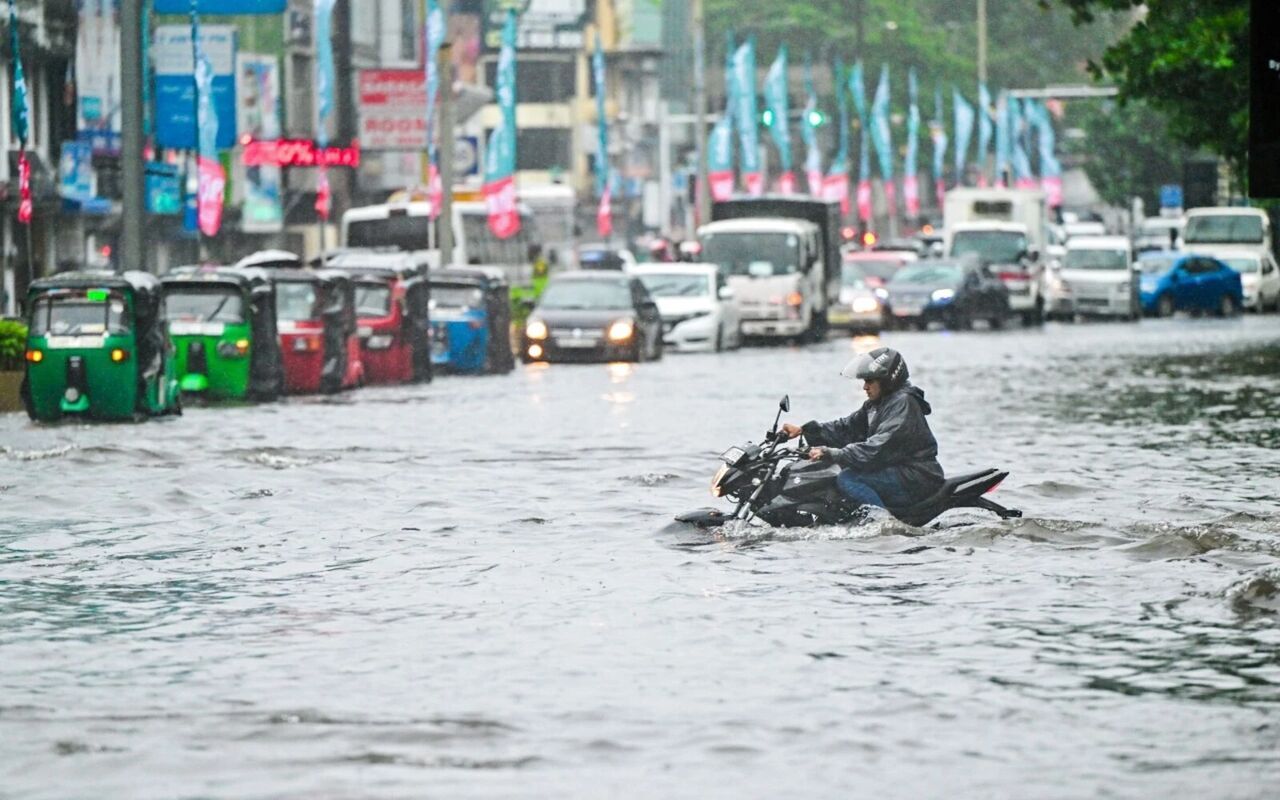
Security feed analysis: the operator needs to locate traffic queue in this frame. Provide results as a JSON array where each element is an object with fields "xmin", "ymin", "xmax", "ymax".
[{"xmin": 17, "ymin": 250, "xmax": 514, "ymax": 423}]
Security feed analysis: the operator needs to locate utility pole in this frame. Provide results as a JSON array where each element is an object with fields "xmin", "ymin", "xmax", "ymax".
[
  {"xmin": 120, "ymin": 0, "xmax": 146, "ymax": 272},
  {"xmin": 692, "ymin": 0, "xmax": 709, "ymax": 225},
  {"xmin": 438, "ymin": 41, "xmax": 455, "ymax": 268},
  {"xmin": 977, "ymin": 0, "xmax": 988, "ymax": 84}
]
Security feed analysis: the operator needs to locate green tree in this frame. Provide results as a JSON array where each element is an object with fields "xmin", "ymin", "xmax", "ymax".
[
  {"xmin": 1068, "ymin": 100, "xmax": 1191, "ymax": 210},
  {"xmin": 1046, "ymin": 0, "xmax": 1248, "ymax": 174}
]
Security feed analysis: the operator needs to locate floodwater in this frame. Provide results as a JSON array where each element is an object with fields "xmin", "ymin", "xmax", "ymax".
[{"xmin": 2, "ymin": 317, "xmax": 1279, "ymax": 798}]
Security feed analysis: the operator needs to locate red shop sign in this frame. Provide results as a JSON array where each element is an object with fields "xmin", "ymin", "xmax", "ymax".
[{"xmin": 241, "ymin": 138, "xmax": 361, "ymax": 168}]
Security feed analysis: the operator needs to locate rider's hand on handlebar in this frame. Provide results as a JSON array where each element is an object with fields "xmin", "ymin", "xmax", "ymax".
[
  {"xmin": 779, "ymin": 423, "xmax": 803, "ymax": 441},
  {"xmin": 806, "ymin": 447, "xmax": 829, "ymax": 462}
]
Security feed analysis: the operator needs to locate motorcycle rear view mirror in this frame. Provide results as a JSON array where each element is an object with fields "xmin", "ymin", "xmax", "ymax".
[{"xmin": 780, "ymin": 395, "xmax": 790, "ymax": 413}]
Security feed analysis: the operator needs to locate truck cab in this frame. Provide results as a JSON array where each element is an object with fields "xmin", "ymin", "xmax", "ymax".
[
  {"xmin": 696, "ymin": 197, "xmax": 842, "ymax": 343},
  {"xmin": 943, "ymin": 188, "xmax": 1049, "ymax": 325}
]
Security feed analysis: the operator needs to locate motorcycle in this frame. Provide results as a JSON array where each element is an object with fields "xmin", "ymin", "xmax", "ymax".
[{"xmin": 677, "ymin": 395, "xmax": 1023, "ymax": 529}]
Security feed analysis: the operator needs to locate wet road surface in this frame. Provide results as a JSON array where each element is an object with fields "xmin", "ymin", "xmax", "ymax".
[{"xmin": 2, "ymin": 317, "xmax": 1279, "ymax": 797}]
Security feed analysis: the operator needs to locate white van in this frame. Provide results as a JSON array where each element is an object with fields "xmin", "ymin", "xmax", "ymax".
[
  {"xmin": 1183, "ymin": 207, "xmax": 1271, "ymax": 256},
  {"xmin": 1054, "ymin": 235, "xmax": 1138, "ymax": 320}
]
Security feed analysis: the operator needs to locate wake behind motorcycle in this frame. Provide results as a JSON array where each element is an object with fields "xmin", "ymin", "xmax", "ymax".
[{"xmin": 677, "ymin": 395, "xmax": 1023, "ymax": 529}]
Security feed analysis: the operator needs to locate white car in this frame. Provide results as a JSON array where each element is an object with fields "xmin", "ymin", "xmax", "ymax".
[
  {"xmin": 1205, "ymin": 249, "xmax": 1280, "ymax": 312},
  {"xmin": 1055, "ymin": 236, "xmax": 1139, "ymax": 319},
  {"xmin": 1134, "ymin": 216, "xmax": 1184, "ymax": 253},
  {"xmin": 633, "ymin": 263, "xmax": 742, "ymax": 352}
]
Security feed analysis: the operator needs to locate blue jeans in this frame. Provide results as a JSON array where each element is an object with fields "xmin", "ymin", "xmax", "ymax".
[{"xmin": 836, "ymin": 468, "xmax": 915, "ymax": 510}]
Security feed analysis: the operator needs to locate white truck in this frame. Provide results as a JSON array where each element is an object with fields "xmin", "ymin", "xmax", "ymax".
[
  {"xmin": 697, "ymin": 198, "xmax": 842, "ymax": 342},
  {"xmin": 943, "ymin": 188, "xmax": 1049, "ymax": 325}
]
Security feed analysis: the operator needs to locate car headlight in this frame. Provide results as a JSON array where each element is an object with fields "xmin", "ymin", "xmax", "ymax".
[
  {"xmin": 873, "ymin": 287, "xmax": 889, "ymax": 300},
  {"xmin": 525, "ymin": 319, "xmax": 548, "ymax": 340},
  {"xmin": 851, "ymin": 296, "xmax": 880, "ymax": 313},
  {"xmin": 608, "ymin": 319, "xmax": 634, "ymax": 342},
  {"xmin": 931, "ymin": 288, "xmax": 955, "ymax": 302}
]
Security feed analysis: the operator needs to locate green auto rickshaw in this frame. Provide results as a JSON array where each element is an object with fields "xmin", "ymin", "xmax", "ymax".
[
  {"xmin": 162, "ymin": 266, "xmax": 284, "ymax": 401},
  {"xmin": 22, "ymin": 271, "xmax": 181, "ymax": 422}
]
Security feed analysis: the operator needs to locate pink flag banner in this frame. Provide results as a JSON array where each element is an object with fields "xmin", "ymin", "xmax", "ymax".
[
  {"xmin": 823, "ymin": 173, "xmax": 849, "ymax": 216},
  {"xmin": 856, "ymin": 179, "xmax": 872, "ymax": 223},
  {"xmin": 903, "ymin": 175, "xmax": 920, "ymax": 219},
  {"xmin": 197, "ymin": 156, "xmax": 227, "ymax": 235}
]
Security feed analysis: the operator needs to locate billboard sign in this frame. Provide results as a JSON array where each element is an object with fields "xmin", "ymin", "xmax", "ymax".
[
  {"xmin": 154, "ymin": 24, "xmax": 238, "ymax": 151},
  {"xmin": 236, "ymin": 54, "xmax": 284, "ymax": 233},
  {"xmin": 484, "ymin": 0, "xmax": 587, "ymax": 51},
  {"xmin": 154, "ymin": 0, "xmax": 285, "ymax": 11},
  {"xmin": 76, "ymin": 0, "xmax": 122, "ymax": 153},
  {"xmin": 358, "ymin": 70, "xmax": 429, "ymax": 150}
]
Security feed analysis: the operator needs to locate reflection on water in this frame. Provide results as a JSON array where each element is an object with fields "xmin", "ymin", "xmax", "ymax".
[{"xmin": 1, "ymin": 318, "xmax": 1279, "ymax": 797}]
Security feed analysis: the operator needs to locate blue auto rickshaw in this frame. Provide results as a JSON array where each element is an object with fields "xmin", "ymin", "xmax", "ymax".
[{"xmin": 428, "ymin": 268, "xmax": 515, "ymax": 374}]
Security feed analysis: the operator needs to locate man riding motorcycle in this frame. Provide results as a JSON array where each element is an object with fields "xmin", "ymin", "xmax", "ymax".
[{"xmin": 778, "ymin": 347, "xmax": 944, "ymax": 512}]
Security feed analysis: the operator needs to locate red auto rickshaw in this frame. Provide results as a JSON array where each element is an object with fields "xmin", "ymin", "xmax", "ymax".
[
  {"xmin": 323, "ymin": 251, "xmax": 433, "ymax": 385},
  {"xmin": 230, "ymin": 262, "xmax": 364, "ymax": 394}
]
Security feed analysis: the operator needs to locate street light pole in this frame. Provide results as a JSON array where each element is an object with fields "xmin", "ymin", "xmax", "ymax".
[
  {"xmin": 977, "ymin": 0, "xmax": 988, "ymax": 84},
  {"xmin": 120, "ymin": 0, "xmax": 146, "ymax": 272},
  {"xmin": 692, "ymin": 0, "xmax": 709, "ymax": 226},
  {"xmin": 438, "ymin": 41, "xmax": 455, "ymax": 268}
]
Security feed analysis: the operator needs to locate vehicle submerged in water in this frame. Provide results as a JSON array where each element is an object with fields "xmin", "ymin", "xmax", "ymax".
[
  {"xmin": 22, "ymin": 271, "xmax": 181, "ymax": 422},
  {"xmin": 677, "ymin": 396, "xmax": 1022, "ymax": 529}
]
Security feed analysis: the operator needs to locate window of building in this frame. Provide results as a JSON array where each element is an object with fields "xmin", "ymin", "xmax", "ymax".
[
  {"xmin": 485, "ymin": 59, "xmax": 576, "ymax": 104},
  {"xmin": 400, "ymin": 0, "xmax": 418, "ymax": 62}
]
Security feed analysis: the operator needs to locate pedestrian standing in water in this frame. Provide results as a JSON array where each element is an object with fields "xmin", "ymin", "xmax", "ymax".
[{"xmin": 778, "ymin": 347, "xmax": 944, "ymax": 511}]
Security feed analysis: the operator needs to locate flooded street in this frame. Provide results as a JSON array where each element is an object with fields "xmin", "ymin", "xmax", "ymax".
[{"xmin": 3, "ymin": 318, "xmax": 1279, "ymax": 798}]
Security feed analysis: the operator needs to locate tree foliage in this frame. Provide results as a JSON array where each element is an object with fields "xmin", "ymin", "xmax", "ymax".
[
  {"xmin": 1046, "ymin": 0, "xmax": 1248, "ymax": 173},
  {"xmin": 1068, "ymin": 100, "xmax": 1191, "ymax": 210}
]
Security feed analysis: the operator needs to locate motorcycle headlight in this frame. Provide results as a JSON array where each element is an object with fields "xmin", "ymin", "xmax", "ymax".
[
  {"xmin": 931, "ymin": 288, "xmax": 955, "ymax": 302},
  {"xmin": 607, "ymin": 319, "xmax": 634, "ymax": 342},
  {"xmin": 711, "ymin": 464, "xmax": 730, "ymax": 497}
]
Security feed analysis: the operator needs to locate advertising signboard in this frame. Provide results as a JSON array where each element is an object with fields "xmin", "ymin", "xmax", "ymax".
[
  {"xmin": 76, "ymin": 0, "xmax": 122, "ymax": 153},
  {"xmin": 154, "ymin": 0, "xmax": 285, "ymax": 12},
  {"xmin": 154, "ymin": 24, "xmax": 238, "ymax": 151},
  {"xmin": 236, "ymin": 54, "xmax": 284, "ymax": 232},
  {"xmin": 484, "ymin": 0, "xmax": 587, "ymax": 51},
  {"xmin": 358, "ymin": 70, "xmax": 430, "ymax": 150}
]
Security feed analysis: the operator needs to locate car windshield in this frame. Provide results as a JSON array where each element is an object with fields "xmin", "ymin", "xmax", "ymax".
[
  {"xmin": 950, "ymin": 231, "xmax": 1027, "ymax": 263},
  {"xmin": 638, "ymin": 273, "xmax": 710, "ymax": 298},
  {"xmin": 841, "ymin": 264, "xmax": 869, "ymax": 288},
  {"xmin": 432, "ymin": 285, "xmax": 485, "ymax": 310},
  {"xmin": 275, "ymin": 282, "xmax": 319, "ymax": 322},
  {"xmin": 1064, "ymin": 249, "xmax": 1129, "ymax": 270},
  {"xmin": 701, "ymin": 232, "xmax": 801, "ymax": 277},
  {"xmin": 30, "ymin": 291, "xmax": 130, "ymax": 336},
  {"xmin": 845, "ymin": 257, "xmax": 903, "ymax": 281},
  {"xmin": 164, "ymin": 287, "xmax": 245, "ymax": 323},
  {"xmin": 890, "ymin": 265, "xmax": 964, "ymax": 286},
  {"xmin": 354, "ymin": 283, "xmax": 392, "ymax": 317},
  {"xmin": 539, "ymin": 279, "xmax": 632, "ymax": 310},
  {"xmin": 1137, "ymin": 256, "xmax": 1178, "ymax": 275},
  {"xmin": 345, "ymin": 214, "xmax": 438, "ymax": 251},
  {"xmin": 1220, "ymin": 257, "xmax": 1260, "ymax": 274},
  {"xmin": 1183, "ymin": 214, "xmax": 1265, "ymax": 245}
]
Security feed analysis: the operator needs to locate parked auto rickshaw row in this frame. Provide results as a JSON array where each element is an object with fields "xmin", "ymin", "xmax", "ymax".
[{"xmin": 19, "ymin": 251, "xmax": 514, "ymax": 422}]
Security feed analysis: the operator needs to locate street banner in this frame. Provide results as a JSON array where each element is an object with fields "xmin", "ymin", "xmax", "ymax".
[
  {"xmin": 17, "ymin": 155, "xmax": 32, "ymax": 224},
  {"xmin": 314, "ymin": 0, "xmax": 336, "ymax": 220},
  {"xmin": 592, "ymin": 33, "xmax": 611, "ymax": 236},
  {"xmin": 236, "ymin": 54, "xmax": 283, "ymax": 232},
  {"xmin": 483, "ymin": 10, "xmax": 519, "ymax": 238},
  {"xmin": 193, "ymin": 9, "xmax": 225, "ymax": 236},
  {"xmin": 824, "ymin": 59, "xmax": 850, "ymax": 215},
  {"xmin": 154, "ymin": 24, "xmax": 237, "ymax": 150},
  {"xmin": 425, "ymin": 0, "xmax": 445, "ymax": 217},
  {"xmin": 10, "ymin": 0, "xmax": 29, "ymax": 144},
  {"xmin": 1012, "ymin": 99, "xmax": 1035, "ymax": 190},
  {"xmin": 977, "ymin": 83, "xmax": 993, "ymax": 187},
  {"xmin": 764, "ymin": 45, "xmax": 793, "ymax": 193},
  {"xmin": 1030, "ymin": 100, "xmax": 1063, "ymax": 206},
  {"xmin": 953, "ymin": 88, "xmax": 975, "ymax": 187},
  {"xmin": 156, "ymin": 0, "xmax": 284, "ymax": 11},
  {"xmin": 708, "ymin": 115, "xmax": 735, "ymax": 201},
  {"xmin": 930, "ymin": 88, "xmax": 949, "ymax": 211},
  {"xmin": 75, "ymin": 0, "xmax": 121, "ymax": 153},
  {"xmin": 903, "ymin": 68, "xmax": 921, "ymax": 219},
  {"xmin": 870, "ymin": 64, "xmax": 895, "ymax": 217},
  {"xmin": 801, "ymin": 58, "xmax": 822, "ymax": 197},
  {"xmin": 849, "ymin": 61, "xmax": 871, "ymax": 222},
  {"xmin": 994, "ymin": 91, "xmax": 1010, "ymax": 188},
  {"xmin": 732, "ymin": 39, "xmax": 763, "ymax": 195}
]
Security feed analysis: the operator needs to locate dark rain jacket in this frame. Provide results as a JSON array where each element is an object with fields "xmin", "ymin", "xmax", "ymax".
[{"xmin": 800, "ymin": 383, "xmax": 945, "ymax": 497}]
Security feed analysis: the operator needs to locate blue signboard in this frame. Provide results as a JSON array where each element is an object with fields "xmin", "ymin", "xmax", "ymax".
[
  {"xmin": 59, "ymin": 141, "xmax": 94, "ymax": 201},
  {"xmin": 154, "ymin": 0, "xmax": 286, "ymax": 12},
  {"xmin": 146, "ymin": 162, "xmax": 183, "ymax": 215},
  {"xmin": 1160, "ymin": 184, "xmax": 1184, "ymax": 210},
  {"xmin": 154, "ymin": 25, "xmax": 238, "ymax": 151}
]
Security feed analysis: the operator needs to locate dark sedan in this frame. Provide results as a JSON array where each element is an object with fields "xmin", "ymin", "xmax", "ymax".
[
  {"xmin": 521, "ymin": 273, "xmax": 664, "ymax": 363},
  {"xmin": 884, "ymin": 260, "xmax": 1010, "ymax": 330}
]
